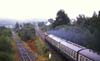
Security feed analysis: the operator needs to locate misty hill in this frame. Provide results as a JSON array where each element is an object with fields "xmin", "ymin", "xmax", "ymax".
[
  {"xmin": 0, "ymin": 18, "xmax": 47, "ymax": 26},
  {"xmin": 0, "ymin": 19, "xmax": 16, "ymax": 26}
]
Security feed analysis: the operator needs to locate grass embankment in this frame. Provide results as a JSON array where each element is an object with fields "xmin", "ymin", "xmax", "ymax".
[
  {"xmin": 25, "ymin": 36, "xmax": 49, "ymax": 61},
  {"xmin": 22, "ymin": 40, "xmax": 37, "ymax": 56},
  {"xmin": 11, "ymin": 39, "xmax": 20, "ymax": 61},
  {"xmin": 35, "ymin": 36, "xmax": 49, "ymax": 61},
  {"xmin": 17, "ymin": 33, "xmax": 52, "ymax": 61}
]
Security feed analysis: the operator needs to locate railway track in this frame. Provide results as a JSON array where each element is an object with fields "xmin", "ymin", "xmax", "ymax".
[
  {"xmin": 12, "ymin": 31, "xmax": 35, "ymax": 61},
  {"xmin": 16, "ymin": 40, "xmax": 34, "ymax": 61},
  {"xmin": 16, "ymin": 40, "xmax": 35, "ymax": 61}
]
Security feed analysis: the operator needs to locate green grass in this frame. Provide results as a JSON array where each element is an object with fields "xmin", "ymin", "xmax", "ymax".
[{"xmin": 35, "ymin": 37, "xmax": 49, "ymax": 56}]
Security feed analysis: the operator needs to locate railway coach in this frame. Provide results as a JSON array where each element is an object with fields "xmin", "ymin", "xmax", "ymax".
[{"xmin": 36, "ymin": 29, "xmax": 100, "ymax": 61}]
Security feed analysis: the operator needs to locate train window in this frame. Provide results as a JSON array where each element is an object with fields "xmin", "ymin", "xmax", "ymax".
[
  {"xmin": 81, "ymin": 55, "xmax": 89, "ymax": 61},
  {"xmin": 71, "ymin": 50, "xmax": 73, "ymax": 58},
  {"xmin": 68, "ymin": 48, "xmax": 71, "ymax": 56},
  {"xmin": 65, "ymin": 47, "xmax": 67, "ymax": 52},
  {"xmin": 72, "ymin": 50, "xmax": 74, "ymax": 58},
  {"xmin": 83, "ymin": 56, "xmax": 86, "ymax": 61},
  {"xmin": 67, "ymin": 48, "xmax": 70, "ymax": 55},
  {"xmin": 81, "ymin": 56, "xmax": 84, "ymax": 61},
  {"xmin": 86, "ymin": 58, "xmax": 93, "ymax": 61},
  {"xmin": 69, "ymin": 49, "xmax": 71, "ymax": 56},
  {"xmin": 70, "ymin": 50, "xmax": 75, "ymax": 59},
  {"xmin": 78, "ymin": 54, "xmax": 80, "ymax": 61},
  {"xmin": 79, "ymin": 55, "xmax": 84, "ymax": 61},
  {"xmin": 73, "ymin": 52, "xmax": 76, "ymax": 59},
  {"xmin": 75, "ymin": 53, "xmax": 77, "ymax": 60},
  {"xmin": 73, "ymin": 51, "xmax": 75, "ymax": 58},
  {"xmin": 65, "ymin": 47, "xmax": 68, "ymax": 53},
  {"xmin": 81, "ymin": 56, "xmax": 82, "ymax": 61},
  {"xmin": 63, "ymin": 48, "xmax": 66, "ymax": 52},
  {"xmin": 86, "ymin": 58, "xmax": 89, "ymax": 61},
  {"xmin": 69, "ymin": 49, "xmax": 71, "ymax": 55},
  {"xmin": 70, "ymin": 49, "xmax": 72, "ymax": 57},
  {"xmin": 67, "ymin": 48, "xmax": 69, "ymax": 54},
  {"xmin": 70, "ymin": 50, "xmax": 72, "ymax": 57},
  {"xmin": 72, "ymin": 51, "xmax": 75, "ymax": 59},
  {"xmin": 68, "ymin": 49, "xmax": 71, "ymax": 56},
  {"xmin": 79, "ymin": 55, "xmax": 81, "ymax": 61}
]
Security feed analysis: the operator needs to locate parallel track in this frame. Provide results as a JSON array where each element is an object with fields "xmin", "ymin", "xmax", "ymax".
[{"xmin": 16, "ymin": 40, "xmax": 35, "ymax": 61}]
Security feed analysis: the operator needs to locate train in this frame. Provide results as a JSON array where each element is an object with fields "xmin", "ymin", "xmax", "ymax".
[{"xmin": 36, "ymin": 28, "xmax": 100, "ymax": 61}]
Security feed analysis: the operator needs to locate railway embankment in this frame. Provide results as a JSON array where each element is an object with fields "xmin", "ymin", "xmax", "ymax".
[{"xmin": 26, "ymin": 36, "xmax": 49, "ymax": 61}]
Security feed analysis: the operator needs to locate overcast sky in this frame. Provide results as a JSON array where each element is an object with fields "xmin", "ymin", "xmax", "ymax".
[{"xmin": 0, "ymin": 0, "xmax": 99, "ymax": 21}]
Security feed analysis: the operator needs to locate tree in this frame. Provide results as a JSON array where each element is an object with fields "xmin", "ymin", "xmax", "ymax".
[
  {"xmin": 0, "ymin": 27, "xmax": 13, "ymax": 61},
  {"xmin": 76, "ymin": 15, "xmax": 85, "ymax": 24},
  {"xmin": 92, "ymin": 11, "xmax": 97, "ymax": 17},
  {"xmin": 75, "ymin": 11, "xmax": 100, "ymax": 52},
  {"xmin": 14, "ymin": 22, "xmax": 20, "ymax": 32},
  {"xmin": 18, "ymin": 23, "xmax": 36, "ymax": 41},
  {"xmin": 52, "ymin": 9, "xmax": 70, "ymax": 28},
  {"xmin": 98, "ymin": 11, "xmax": 100, "ymax": 16}
]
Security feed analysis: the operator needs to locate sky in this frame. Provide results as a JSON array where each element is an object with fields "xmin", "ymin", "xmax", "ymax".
[{"xmin": 0, "ymin": 0, "xmax": 100, "ymax": 21}]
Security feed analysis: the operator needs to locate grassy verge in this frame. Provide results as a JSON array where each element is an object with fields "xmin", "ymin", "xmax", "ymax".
[
  {"xmin": 35, "ymin": 36, "xmax": 49, "ymax": 61},
  {"xmin": 11, "ymin": 39, "xmax": 20, "ymax": 61}
]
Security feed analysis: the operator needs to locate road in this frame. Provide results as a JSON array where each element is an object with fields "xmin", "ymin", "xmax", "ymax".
[{"xmin": 12, "ymin": 31, "xmax": 35, "ymax": 61}]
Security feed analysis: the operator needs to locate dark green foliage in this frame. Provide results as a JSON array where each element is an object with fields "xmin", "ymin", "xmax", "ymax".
[
  {"xmin": 76, "ymin": 15, "xmax": 86, "ymax": 26},
  {"xmin": 38, "ymin": 22, "xmax": 45, "ymax": 27},
  {"xmin": 0, "ymin": 52, "xmax": 13, "ymax": 61},
  {"xmin": 51, "ymin": 10, "xmax": 100, "ymax": 52},
  {"xmin": 35, "ymin": 40, "xmax": 48, "ymax": 55},
  {"xmin": 18, "ymin": 23, "xmax": 36, "ymax": 41},
  {"xmin": 0, "ymin": 36, "xmax": 12, "ymax": 53},
  {"xmin": 14, "ymin": 22, "xmax": 20, "ymax": 32},
  {"xmin": 52, "ymin": 9, "xmax": 70, "ymax": 28},
  {"xmin": 0, "ymin": 27, "xmax": 12, "ymax": 37},
  {"xmin": 75, "ymin": 11, "xmax": 100, "ymax": 52},
  {"xmin": 0, "ymin": 26, "xmax": 13, "ymax": 61}
]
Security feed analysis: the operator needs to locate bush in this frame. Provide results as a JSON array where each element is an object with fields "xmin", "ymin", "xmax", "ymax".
[
  {"xmin": 18, "ymin": 23, "xmax": 36, "ymax": 41},
  {"xmin": 0, "ymin": 27, "xmax": 13, "ymax": 61},
  {"xmin": 0, "ymin": 36, "xmax": 12, "ymax": 53},
  {"xmin": 0, "ymin": 52, "xmax": 13, "ymax": 61}
]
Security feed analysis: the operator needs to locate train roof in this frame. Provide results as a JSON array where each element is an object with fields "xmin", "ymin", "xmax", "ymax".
[
  {"xmin": 60, "ymin": 41, "xmax": 83, "ymax": 52},
  {"xmin": 79, "ymin": 49, "xmax": 100, "ymax": 61},
  {"xmin": 48, "ymin": 34, "xmax": 66, "ymax": 42},
  {"xmin": 48, "ymin": 34, "xmax": 83, "ymax": 52}
]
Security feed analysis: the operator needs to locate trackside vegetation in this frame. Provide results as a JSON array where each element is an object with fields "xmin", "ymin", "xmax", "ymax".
[
  {"xmin": 0, "ymin": 26, "xmax": 13, "ymax": 61},
  {"xmin": 15, "ymin": 23, "xmax": 36, "ymax": 41}
]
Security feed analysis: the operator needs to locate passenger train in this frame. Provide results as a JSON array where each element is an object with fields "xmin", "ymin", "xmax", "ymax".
[{"xmin": 36, "ymin": 28, "xmax": 100, "ymax": 61}]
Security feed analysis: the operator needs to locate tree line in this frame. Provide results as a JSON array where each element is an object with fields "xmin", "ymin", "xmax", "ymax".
[
  {"xmin": 49, "ymin": 10, "xmax": 100, "ymax": 52},
  {"xmin": 0, "ymin": 26, "xmax": 13, "ymax": 61},
  {"xmin": 75, "ymin": 11, "xmax": 100, "ymax": 52}
]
